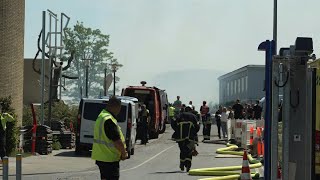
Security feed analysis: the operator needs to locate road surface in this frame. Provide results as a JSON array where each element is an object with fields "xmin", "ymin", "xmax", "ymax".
[{"xmin": 1, "ymin": 125, "xmax": 247, "ymax": 180}]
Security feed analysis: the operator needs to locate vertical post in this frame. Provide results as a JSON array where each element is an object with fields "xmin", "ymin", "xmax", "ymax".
[
  {"xmin": 273, "ymin": 0, "xmax": 277, "ymax": 53},
  {"xmin": 113, "ymin": 70, "xmax": 116, "ymax": 96},
  {"xmin": 85, "ymin": 64, "xmax": 89, "ymax": 98},
  {"xmin": 104, "ymin": 68, "xmax": 107, "ymax": 96},
  {"xmin": 2, "ymin": 156, "xmax": 8, "ymax": 180},
  {"xmin": 258, "ymin": 40, "xmax": 275, "ymax": 180},
  {"xmin": 271, "ymin": 59, "xmax": 279, "ymax": 180},
  {"xmin": 16, "ymin": 154, "xmax": 22, "ymax": 180},
  {"xmin": 282, "ymin": 62, "xmax": 290, "ymax": 180},
  {"xmin": 41, "ymin": 11, "xmax": 46, "ymax": 125},
  {"xmin": 30, "ymin": 104, "xmax": 37, "ymax": 155}
]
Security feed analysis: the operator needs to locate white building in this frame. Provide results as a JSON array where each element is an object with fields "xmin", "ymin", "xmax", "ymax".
[{"xmin": 218, "ymin": 65, "xmax": 265, "ymax": 105}]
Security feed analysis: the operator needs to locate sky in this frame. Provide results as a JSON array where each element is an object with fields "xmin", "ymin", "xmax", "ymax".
[{"xmin": 24, "ymin": 0, "xmax": 320, "ymax": 108}]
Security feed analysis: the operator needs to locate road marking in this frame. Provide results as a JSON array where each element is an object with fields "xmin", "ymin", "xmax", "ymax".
[{"xmin": 121, "ymin": 145, "xmax": 175, "ymax": 172}]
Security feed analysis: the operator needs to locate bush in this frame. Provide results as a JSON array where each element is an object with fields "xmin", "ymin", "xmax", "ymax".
[
  {"xmin": 0, "ymin": 96, "xmax": 18, "ymax": 156},
  {"xmin": 52, "ymin": 135, "xmax": 62, "ymax": 150},
  {"xmin": 22, "ymin": 100, "xmax": 78, "ymax": 129}
]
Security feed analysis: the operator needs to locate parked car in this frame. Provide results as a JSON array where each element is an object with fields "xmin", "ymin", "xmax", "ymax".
[
  {"xmin": 121, "ymin": 81, "xmax": 168, "ymax": 139},
  {"xmin": 75, "ymin": 96, "xmax": 138, "ymax": 158}
]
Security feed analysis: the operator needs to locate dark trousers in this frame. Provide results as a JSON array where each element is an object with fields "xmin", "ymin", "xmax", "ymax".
[
  {"xmin": 141, "ymin": 119, "xmax": 148, "ymax": 144},
  {"xmin": 202, "ymin": 122, "xmax": 211, "ymax": 140},
  {"xmin": 202, "ymin": 115, "xmax": 211, "ymax": 140},
  {"xmin": 0, "ymin": 132, "xmax": 6, "ymax": 160},
  {"xmin": 178, "ymin": 140, "xmax": 194, "ymax": 169},
  {"xmin": 216, "ymin": 120, "xmax": 221, "ymax": 139},
  {"xmin": 96, "ymin": 161, "xmax": 120, "ymax": 180}
]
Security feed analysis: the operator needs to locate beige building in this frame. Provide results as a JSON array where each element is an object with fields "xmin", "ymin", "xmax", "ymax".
[
  {"xmin": 0, "ymin": 0, "xmax": 25, "ymax": 125},
  {"xmin": 23, "ymin": 59, "xmax": 50, "ymax": 106}
]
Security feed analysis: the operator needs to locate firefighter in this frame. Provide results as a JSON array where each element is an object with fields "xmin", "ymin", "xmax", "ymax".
[
  {"xmin": 0, "ymin": 103, "xmax": 14, "ymax": 163},
  {"xmin": 172, "ymin": 105, "xmax": 200, "ymax": 172},
  {"xmin": 200, "ymin": 101, "xmax": 211, "ymax": 141},
  {"xmin": 140, "ymin": 104, "xmax": 150, "ymax": 145}
]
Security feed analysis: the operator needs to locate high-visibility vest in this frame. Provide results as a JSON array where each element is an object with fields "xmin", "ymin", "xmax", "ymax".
[
  {"xmin": 0, "ymin": 113, "xmax": 14, "ymax": 131},
  {"xmin": 169, "ymin": 107, "xmax": 175, "ymax": 117},
  {"xmin": 91, "ymin": 110, "xmax": 126, "ymax": 162}
]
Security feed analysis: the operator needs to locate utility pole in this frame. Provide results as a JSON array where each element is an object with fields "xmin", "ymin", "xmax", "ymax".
[
  {"xmin": 104, "ymin": 67, "xmax": 107, "ymax": 96},
  {"xmin": 82, "ymin": 48, "xmax": 94, "ymax": 98},
  {"xmin": 273, "ymin": 0, "xmax": 277, "ymax": 53},
  {"xmin": 40, "ymin": 11, "xmax": 46, "ymax": 125}
]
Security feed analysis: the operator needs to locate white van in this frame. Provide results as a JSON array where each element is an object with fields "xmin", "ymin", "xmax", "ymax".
[{"xmin": 75, "ymin": 96, "xmax": 138, "ymax": 158}]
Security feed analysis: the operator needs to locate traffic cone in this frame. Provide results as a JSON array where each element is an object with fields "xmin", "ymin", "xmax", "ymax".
[
  {"xmin": 241, "ymin": 150, "xmax": 252, "ymax": 180},
  {"xmin": 250, "ymin": 126, "xmax": 254, "ymax": 145}
]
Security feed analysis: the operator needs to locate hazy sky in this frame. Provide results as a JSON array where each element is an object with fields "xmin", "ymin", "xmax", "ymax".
[{"xmin": 25, "ymin": 0, "xmax": 320, "ymax": 105}]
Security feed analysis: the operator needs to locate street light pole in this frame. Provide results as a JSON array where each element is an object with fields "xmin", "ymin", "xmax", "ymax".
[
  {"xmin": 273, "ymin": 0, "xmax": 277, "ymax": 53},
  {"xmin": 104, "ymin": 68, "xmax": 107, "ymax": 96},
  {"xmin": 113, "ymin": 67, "xmax": 116, "ymax": 96},
  {"xmin": 85, "ymin": 61, "xmax": 89, "ymax": 98}
]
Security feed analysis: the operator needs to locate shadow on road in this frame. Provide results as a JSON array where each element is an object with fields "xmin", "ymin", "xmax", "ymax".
[
  {"xmin": 54, "ymin": 151, "xmax": 91, "ymax": 157},
  {"xmin": 150, "ymin": 171, "xmax": 184, "ymax": 174}
]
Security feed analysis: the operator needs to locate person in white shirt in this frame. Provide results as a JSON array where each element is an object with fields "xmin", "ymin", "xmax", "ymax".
[{"xmin": 221, "ymin": 107, "xmax": 229, "ymax": 139}]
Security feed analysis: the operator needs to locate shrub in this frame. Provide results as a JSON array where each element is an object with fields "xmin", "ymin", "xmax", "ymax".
[
  {"xmin": 52, "ymin": 135, "xmax": 62, "ymax": 150},
  {"xmin": 0, "ymin": 96, "xmax": 18, "ymax": 155}
]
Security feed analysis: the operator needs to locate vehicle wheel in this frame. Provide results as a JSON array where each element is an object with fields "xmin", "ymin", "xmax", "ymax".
[
  {"xmin": 159, "ymin": 121, "xmax": 166, "ymax": 134},
  {"xmin": 75, "ymin": 144, "xmax": 82, "ymax": 155},
  {"xmin": 131, "ymin": 147, "xmax": 135, "ymax": 155},
  {"xmin": 127, "ymin": 141, "xmax": 131, "ymax": 159},
  {"xmin": 149, "ymin": 130, "xmax": 159, "ymax": 139}
]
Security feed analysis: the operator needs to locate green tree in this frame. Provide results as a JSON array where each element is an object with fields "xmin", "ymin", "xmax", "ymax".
[{"xmin": 62, "ymin": 22, "xmax": 122, "ymax": 102}]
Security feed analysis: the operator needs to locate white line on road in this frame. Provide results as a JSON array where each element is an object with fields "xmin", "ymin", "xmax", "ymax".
[{"xmin": 121, "ymin": 145, "xmax": 175, "ymax": 172}]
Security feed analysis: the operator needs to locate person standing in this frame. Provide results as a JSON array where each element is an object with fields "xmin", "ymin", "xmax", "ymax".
[
  {"xmin": 215, "ymin": 106, "xmax": 222, "ymax": 139},
  {"xmin": 172, "ymin": 105, "xmax": 200, "ymax": 172},
  {"xmin": 168, "ymin": 103, "xmax": 175, "ymax": 124},
  {"xmin": 200, "ymin": 101, "xmax": 211, "ymax": 141},
  {"xmin": 221, "ymin": 107, "xmax": 229, "ymax": 139},
  {"xmin": 173, "ymin": 96, "xmax": 182, "ymax": 115},
  {"xmin": 0, "ymin": 104, "xmax": 14, "ymax": 163},
  {"xmin": 252, "ymin": 100, "xmax": 263, "ymax": 120},
  {"xmin": 140, "ymin": 104, "xmax": 150, "ymax": 145},
  {"xmin": 91, "ymin": 96, "xmax": 127, "ymax": 180},
  {"xmin": 232, "ymin": 99, "xmax": 244, "ymax": 119},
  {"xmin": 189, "ymin": 101, "xmax": 195, "ymax": 110}
]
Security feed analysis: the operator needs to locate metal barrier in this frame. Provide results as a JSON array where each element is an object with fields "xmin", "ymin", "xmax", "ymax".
[{"xmin": 2, "ymin": 154, "xmax": 23, "ymax": 180}]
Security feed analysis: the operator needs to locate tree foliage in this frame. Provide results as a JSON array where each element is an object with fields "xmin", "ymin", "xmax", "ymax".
[
  {"xmin": 62, "ymin": 22, "xmax": 122, "ymax": 102},
  {"xmin": 0, "ymin": 96, "xmax": 18, "ymax": 155}
]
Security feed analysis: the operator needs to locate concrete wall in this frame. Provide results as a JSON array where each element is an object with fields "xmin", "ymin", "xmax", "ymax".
[
  {"xmin": 23, "ymin": 59, "xmax": 49, "ymax": 106},
  {"xmin": 0, "ymin": 0, "xmax": 25, "ymax": 125}
]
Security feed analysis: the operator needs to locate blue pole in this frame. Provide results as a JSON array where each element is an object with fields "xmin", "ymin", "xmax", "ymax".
[
  {"xmin": 258, "ymin": 40, "xmax": 275, "ymax": 180},
  {"xmin": 264, "ymin": 40, "xmax": 275, "ymax": 180}
]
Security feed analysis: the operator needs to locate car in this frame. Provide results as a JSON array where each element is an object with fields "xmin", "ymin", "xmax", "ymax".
[
  {"xmin": 121, "ymin": 81, "xmax": 168, "ymax": 139},
  {"xmin": 75, "ymin": 96, "xmax": 139, "ymax": 158}
]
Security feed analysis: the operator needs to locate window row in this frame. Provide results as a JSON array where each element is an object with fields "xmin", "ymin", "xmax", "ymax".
[{"xmin": 226, "ymin": 76, "xmax": 248, "ymax": 96}]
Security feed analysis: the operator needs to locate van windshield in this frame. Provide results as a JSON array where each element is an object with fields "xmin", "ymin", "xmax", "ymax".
[{"xmin": 83, "ymin": 102, "xmax": 127, "ymax": 122}]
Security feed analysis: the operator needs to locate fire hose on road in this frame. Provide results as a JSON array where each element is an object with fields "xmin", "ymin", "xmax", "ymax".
[{"xmin": 188, "ymin": 144, "xmax": 262, "ymax": 180}]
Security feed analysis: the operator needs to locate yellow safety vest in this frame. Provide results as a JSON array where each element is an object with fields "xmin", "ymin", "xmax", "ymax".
[
  {"xmin": 1, "ymin": 113, "xmax": 14, "ymax": 131},
  {"xmin": 91, "ymin": 110, "xmax": 126, "ymax": 162},
  {"xmin": 169, "ymin": 107, "xmax": 175, "ymax": 117}
]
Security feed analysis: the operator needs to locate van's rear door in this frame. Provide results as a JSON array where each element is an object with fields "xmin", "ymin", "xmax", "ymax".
[{"xmin": 80, "ymin": 99, "xmax": 107, "ymax": 144}]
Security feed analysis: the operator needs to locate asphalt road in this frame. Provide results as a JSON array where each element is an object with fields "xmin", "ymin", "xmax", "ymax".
[{"xmin": 1, "ymin": 125, "xmax": 245, "ymax": 180}]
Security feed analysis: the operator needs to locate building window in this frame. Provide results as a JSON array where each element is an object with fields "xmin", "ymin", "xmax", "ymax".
[
  {"xmin": 234, "ymin": 80, "xmax": 236, "ymax": 95},
  {"xmin": 238, "ymin": 79, "xmax": 240, "ymax": 94},
  {"xmin": 245, "ymin": 76, "xmax": 248, "ymax": 91},
  {"xmin": 230, "ymin": 81, "xmax": 233, "ymax": 95},
  {"xmin": 242, "ymin": 77, "xmax": 244, "ymax": 92},
  {"xmin": 227, "ymin": 82, "xmax": 229, "ymax": 96}
]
